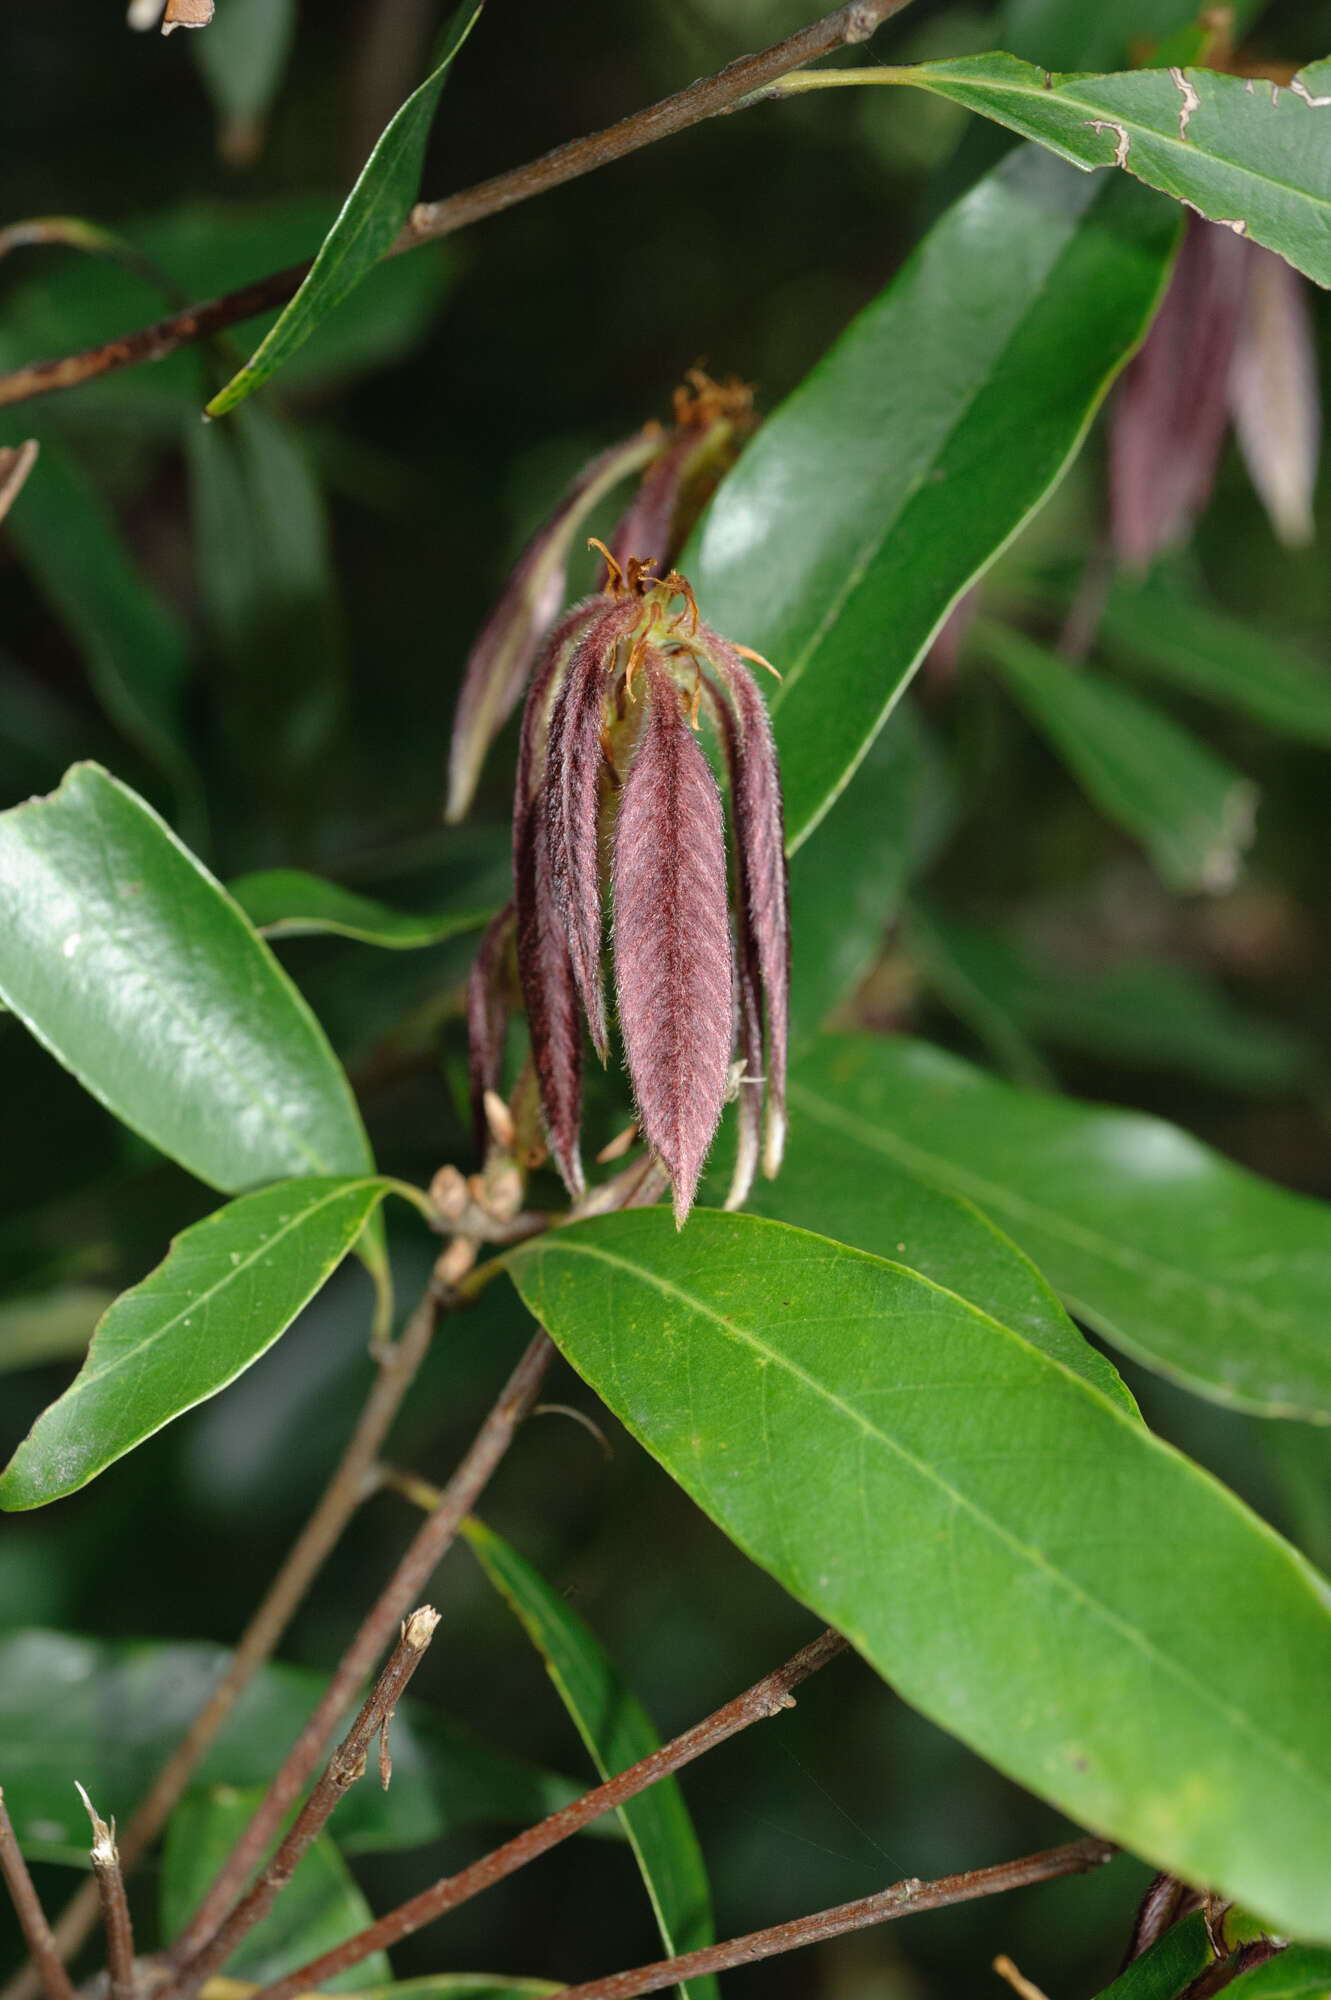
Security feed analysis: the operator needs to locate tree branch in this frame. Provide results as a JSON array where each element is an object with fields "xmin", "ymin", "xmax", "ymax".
[
  {"xmin": 0, "ymin": 1279, "xmax": 449, "ymax": 2000},
  {"xmin": 166, "ymin": 1325, "xmax": 556, "ymax": 1986},
  {"xmin": 543, "ymin": 1837, "xmax": 1117, "ymax": 2000},
  {"xmin": 74, "ymin": 1787, "xmax": 136, "ymax": 2000},
  {"xmin": 0, "ymin": 0, "xmax": 914, "ymax": 413},
  {"xmin": 0, "ymin": 1792, "xmax": 76, "ymax": 2000},
  {"xmin": 177, "ymin": 1608, "xmax": 441, "ymax": 1991},
  {"xmin": 236, "ymin": 1627, "xmax": 849, "ymax": 2000}
]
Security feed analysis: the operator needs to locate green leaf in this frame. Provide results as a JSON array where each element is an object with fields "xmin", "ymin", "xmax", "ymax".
[
  {"xmin": 191, "ymin": 0, "xmax": 297, "ymax": 159},
  {"xmin": 981, "ymin": 622, "xmax": 1256, "ymax": 893},
  {"xmin": 908, "ymin": 901, "xmax": 1309, "ymax": 1094},
  {"xmin": 1226, "ymin": 1951, "xmax": 1331, "ymax": 1996},
  {"xmin": 0, "ymin": 1283, "xmax": 114, "ymax": 1375},
  {"xmin": 0, "ymin": 1630, "xmax": 599, "ymax": 1867},
  {"xmin": 784, "ymin": 1035, "xmax": 1331, "ymax": 1420},
  {"xmin": 162, "ymin": 1785, "xmax": 392, "ymax": 1990},
  {"xmin": 463, "ymin": 1518, "xmax": 718, "ymax": 2000},
  {"xmin": 230, "ymin": 870, "xmax": 495, "ymax": 950},
  {"xmin": 1100, "ymin": 572, "xmax": 1331, "ymax": 749},
  {"xmin": 0, "ymin": 763, "xmax": 374, "ymax": 1193},
  {"xmin": 0, "ymin": 1176, "xmax": 390, "ymax": 1508},
  {"xmin": 1093, "ymin": 1910, "xmax": 1214, "ymax": 1997},
  {"xmin": 786, "ymin": 709, "xmax": 923, "ymax": 1045},
  {"xmin": 685, "ymin": 146, "xmax": 1176, "ymax": 849},
  {"xmin": 717, "ymin": 1046, "xmax": 1139, "ymax": 1418},
  {"xmin": 206, "ymin": 3, "xmax": 484, "ymax": 417},
  {"xmin": 872, "ymin": 54, "xmax": 1331, "ymax": 289},
  {"xmin": 905, "ymin": 899, "xmax": 1054, "ymax": 1090},
  {"xmin": 1, "ymin": 443, "xmax": 202, "ymax": 836},
  {"xmin": 186, "ymin": 404, "xmax": 344, "ymax": 787},
  {"xmin": 504, "ymin": 1206, "xmax": 1331, "ymax": 1944}
]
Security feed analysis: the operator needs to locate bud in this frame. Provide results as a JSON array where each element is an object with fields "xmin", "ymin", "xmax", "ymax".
[
  {"xmin": 503, "ymin": 548, "xmax": 789, "ymax": 1226},
  {"xmin": 1228, "ymin": 243, "xmax": 1320, "ymax": 548}
]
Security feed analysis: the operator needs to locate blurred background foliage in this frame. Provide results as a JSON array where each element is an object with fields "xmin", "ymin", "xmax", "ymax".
[{"xmin": 2, "ymin": 0, "xmax": 1331, "ymax": 1994}]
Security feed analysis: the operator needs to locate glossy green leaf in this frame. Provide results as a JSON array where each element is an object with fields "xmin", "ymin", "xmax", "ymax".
[
  {"xmin": 982, "ymin": 622, "xmax": 1256, "ymax": 893},
  {"xmin": 786, "ymin": 709, "xmax": 924, "ymax": 1044},
  {"xmin": 0, "ymin": 1629, "xmax": 598, "ymax": 1867},
  {"xmin": 0, "ymin": 1176, "xmax": 389, "ymax": 1508},
  {"xmin": 162, "ymin": 1785, "xmax": 392, "ymax": 1989},
  {"xmin": 1, "ymin": 443, "xmax": 202, "ymax": 834},
  {"xmin": 191, "ymin": 0, "xmax": 297, "ymax": 159},
  {"xmin": 1100, "ymin": 573, "xmax": 1331, "ymax": 749},
  {"xmin": 463, "ymin": 1518, "xmax": 718, "ymax": 2000},
  {"xmin": 786, "ymin": 1035, "xmax": 1331, "ymax": 1420},
  {"xmin": 685, "ymin": 146, "xmax": 1176, "ymax": 849},
  {"xmin": 717, "ymin": 1046, "xmax": 1138, "ymax": 1418},
  {"xmin": 0, "ymin": 1283, "xmax": 113, "ymax": 1375},
  {"xmin": 909, "ymin": 901, "xmax": 1309, "ymax": 1093},
  {"xmin": 230, "ymin": 870, "xmax": 494, "ymax": 950},
  {"xmin": 868, "ymin": 55, "xmax": 1331, "ymax": 289},
  {"xmin": 1225, "ymin": 1950, "xmax": 1331, "ymax": 1995},
  {"xmin": 0, "ymin": 763, "xmax": 374, "ymax": 1192},
  {"xmin": 1093, "ymin": 1910, "xmax": 1213, "ymax": 1997},
  {"xmin": 504, "ymin": 1206, "xmax": 1331, "ymax": 1943},
  {"xmin": 206, "ymin": 3, "xmax": 484, "ymax": 417}
]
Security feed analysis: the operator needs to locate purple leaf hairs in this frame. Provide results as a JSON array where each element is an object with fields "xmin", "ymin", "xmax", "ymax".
[{"xmin": 467, "ymin": 543, "xmax": 788, "ymax": 1228}]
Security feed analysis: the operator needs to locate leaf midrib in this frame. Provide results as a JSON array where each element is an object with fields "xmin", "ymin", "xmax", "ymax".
[{"xmin": 522, "ymin": 1232, "xmax": 1331, "ymax": 1811}]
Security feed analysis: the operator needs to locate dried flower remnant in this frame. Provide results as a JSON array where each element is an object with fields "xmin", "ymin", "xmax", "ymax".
[
  {"xmin": 496, "ymin": 546, "xmax": 788, "ymax": 1226},
  {"xmin": 446, "ymin": 374, "xmax": 754, "ymax": 823}
]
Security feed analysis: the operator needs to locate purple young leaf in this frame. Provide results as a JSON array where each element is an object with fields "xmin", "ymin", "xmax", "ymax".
[
  {"xmin": 604, "ymin": 428, "xmax": 699, "ymax": 581},
  {"xmin": 446, "ymin": 429, "xmax": 660, "ymax": 823},
  {"xmin": 1229, "ymin": 244, "xmax": 1320, "ymax": 548},
  {"xmin": 702, "ymin": 635, "xmax": 790, "ymax": 1180},
  {"xmin": 613, "ymin": 656, "xmax": 734, "ymax": 1226},
  {"xmin": 1109, "ymin": 217, "xmax": 1250, "ymax": 571},
  {"xmin": 466, "ymin": 901, "xmax": 515, "ymax": 1159},
  {"xmin": 545, "ymin": 598, "xmax": 641, "ymax": 1060}
]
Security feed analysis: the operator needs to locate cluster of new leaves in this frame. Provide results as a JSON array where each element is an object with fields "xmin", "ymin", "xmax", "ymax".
[{"xmin": 3, "ymin": 2, "xmax": 1331, "ymax": 1995}]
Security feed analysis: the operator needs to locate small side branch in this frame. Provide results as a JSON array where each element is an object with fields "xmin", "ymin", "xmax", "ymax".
[
  {"xmin": 178, "ymin": 1609, "xmax": 440, "ymax": 1990},
  {"xmin": 546, "ymin": 1836, "xmax": 1117, "ymax": 2000},
  {"xmin": 1, "ymin": 1279, "xmax": 448, "ymax": 2000},
  {"xmin": 0, "ymin": 0, "xmax": 915, "ymax": 412},
  {"xmin": 0, "ymin": 1791, "xmax": 76, "ymax": 2000},
  {"xmin": 239, "ymin": 1627, "xmax": 849, "ymax": 2000},
  {"xmin": 167, "ymin": 1326, "xmax": 555, "ymax": 1982},
  {"xmin": 74, "ymin": 1786, "xmax": 136, "ymax": 2000}
]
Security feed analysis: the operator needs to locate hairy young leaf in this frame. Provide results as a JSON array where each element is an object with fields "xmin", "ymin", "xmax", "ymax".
[
  {"xmin": 787, "ymin": 1036, "xmax": 1331, "ymax": 1420},
  {"xmin": 983, "ymin": 623, "xmax": 1256, "ymax": 893},
  {"xmin": 613, "ymin": 663, "xmax": 733, "ymax": 1225},
  {"xmin": 0, "ymin": 1177, "xmax": 390, "ymax": 1509},
  {"xmin": 206, "ymin": 3, "xmax": 483, "ymax": 415},
  {"xmin": 504, "ymin": 1207, "xmax": 1331, "ymax": 1944},
  {"xmin": 162, "ymin": 1786, "xmax": 392, "ymax": 1989},
  {"xmin": 882, "ymin": 55, "xmax": 1331, "ymax": 287},
  {"xmin": 0, "ymin": 1630, "xmax": 602, "ymax": 1867},
  {"xmin": 685, "ymin": 146, "xmax": 1176, "ymax": 848},
  {"xmin": 463, "ymin": 1519, "xmax": 718, "ymax": 2000},
  {"xmin": 229, "ymin": 870, "xmax": 493, "ymax": 949},
  {"xmin": 0, "ymin": 764, "xmax": 374, "ymax": 1193}
]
